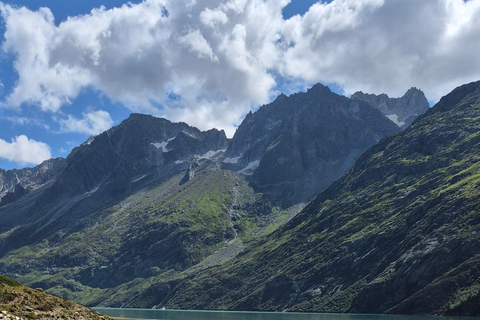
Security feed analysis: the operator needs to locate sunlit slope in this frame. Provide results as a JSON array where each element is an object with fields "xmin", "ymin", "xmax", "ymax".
[
  {"xmin": 163, "ymin": 81, "xmax": 480, "ymax": 316},
  {"xmin": 0, "ymin": 275, "xmax": 111, "ymax": 320}
]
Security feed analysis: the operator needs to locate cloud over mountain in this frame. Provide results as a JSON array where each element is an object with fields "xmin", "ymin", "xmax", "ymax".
[
  {"xmin": 0, "ymin": 135, "xmax": 51, "ymax": 165},
  {"xmin": 1, "ymin": 0, "xmax": 480, "ymax": 136},
  {"xmin": 57, "ymin": 110, "xmax": 114, "ymax": 135}
]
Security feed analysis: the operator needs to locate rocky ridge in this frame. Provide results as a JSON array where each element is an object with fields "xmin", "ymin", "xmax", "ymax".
[
  {"xmin": 225, "ymin": 83, "xmax": 400, "ymax": 204},
  {"xmin": 0, "ymin": 158, "xmax": 65, "ymax": 206},
  {"xmin": 351, "ymin": 87, "xmax": 429, "ymax": 129}
]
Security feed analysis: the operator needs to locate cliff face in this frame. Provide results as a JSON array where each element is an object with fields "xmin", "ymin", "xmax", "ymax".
[{"xmin": 226, "ymin": 83, "xmax": 399, "ymax": 204}]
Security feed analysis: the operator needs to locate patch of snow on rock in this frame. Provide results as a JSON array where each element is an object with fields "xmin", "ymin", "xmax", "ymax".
[
  {"xmin": 195, "ymin": 149, "xmax": 226, "ymax": 160},
  {"xmin": 239, "ymin": 160, "xmax": 260, "ymax": 175},
  {"xmin": 85, "ymin": 185, "xmax": 100, "ymax": 196},
  {"xmin": 131, "ymin": 174, "xmax": 147, "ymax": 183},
  {"xmin": 223, "ymin": 156, "xmax": 241, "ymax": 164},
  {"xmin": 151, "ymin": 137, "xmax": 175, "ymax": 152},
  {"xmin": 386, "ymin": 114, "xmax": 406, "ymax": 127}
]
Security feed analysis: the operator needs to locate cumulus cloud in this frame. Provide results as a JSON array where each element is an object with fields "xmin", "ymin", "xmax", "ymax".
[
  {"xmin": 0, "ymin": 135, "xmax": 51, "ymax": 165},
  {"xmin": 0, "ymin": 0, "xmax": 288, "ymax": 136},
  {"xmin": 1, "ymin": 0, "xmax": 480, "ymax": 136},
  {"xmin": 57, "ymin": 110, "xmax": 114, "ymax": 135},
  {"xmin": 280, "ymin": 0, "xmax": 480, "ymax": 100}
]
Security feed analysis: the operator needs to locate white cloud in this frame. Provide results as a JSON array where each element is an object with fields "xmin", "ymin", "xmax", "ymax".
[
  {"xmin": 0, "ymin": 135, "xmax": 51, "ymax": 165},
  {"xmin": 178, "ymin": 29, "xmax": 218, "ymax": 61},
  {"xmin": 1, "ymin": 0, "xmax": 480, "ymax": 137},
  {"xmin": 200, "ymin": 8, "xmax": 228, "ymax": 27},
  {"xmin": 280, "ymin": 0, "xmax": 480, "ymax": 100},
  {"xmin": 0, "ymin": 0, "xmax": 289, "ymax": 136},
  {"xmin": 57, "ymin": 110, "xmax": 114, "ymax": 135}
]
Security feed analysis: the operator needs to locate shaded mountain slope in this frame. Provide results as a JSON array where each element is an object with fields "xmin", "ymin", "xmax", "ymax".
[
  {"xmin": 0, "ymin": 160, "xmax": 297, "ymax": 307},
  {"xmin": 226, "ymin": 83, "xmax": 399, "ymax": 204},
  {"xmin": 162, "ymin": 81, "xmax": 480, "ymax": 316},
  {"xmin": 0, "ymin": 114, "xmax": 228, "ymax": 255}
]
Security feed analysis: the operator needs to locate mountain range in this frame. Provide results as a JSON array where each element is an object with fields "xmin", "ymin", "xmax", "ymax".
[{"xmin": 3, "ymin": 81, "xmax": 476, "ymax": 316}]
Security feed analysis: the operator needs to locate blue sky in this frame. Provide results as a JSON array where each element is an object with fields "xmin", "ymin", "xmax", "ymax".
[{"xmin": 0, "ymin": 0, "xmax": 479, "ymax": 170}]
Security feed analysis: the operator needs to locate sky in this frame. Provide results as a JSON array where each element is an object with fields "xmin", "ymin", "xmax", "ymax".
[{"xmin": 0, "ymin": 0, "xmax": 479, "ymax": 170}]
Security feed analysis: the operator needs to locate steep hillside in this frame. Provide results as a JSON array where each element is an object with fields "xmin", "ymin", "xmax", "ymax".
[
  {"xmin": 0, "ymin": 275, "xmax": 111, "ymax": 320},
  {"xmin": 226, "ymin": 83, "xmax": 399, "ymax": 204},
  {"xmin": 0, "ymin": 160, "xmax": 297, "ymax": 307},
  {"xmin": 0, "ymin": 114, "xmax": 228, "ymax": 255},
  {"xmin": 162, "ymin": 81, "xmax": 480, "ymax": 316},
  {"xmin": 351, "ymin": 88, "xmax": 429, "ymax": 129}
]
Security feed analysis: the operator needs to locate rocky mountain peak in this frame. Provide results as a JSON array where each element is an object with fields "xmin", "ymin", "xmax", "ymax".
[
  {"xmin": 225, "ymin": 83, "xmax": 399, "ymax": 204},
  {"xmin": 0, "ymin": 157, "xmax": 66, "ymax": 202},
  {"xmin": 307, "ymin": 82, "xmax": 332, "ymax": 95},
  {"xmin": 351, "ymin": 87, "xmax": 429, "ymax": 129}
]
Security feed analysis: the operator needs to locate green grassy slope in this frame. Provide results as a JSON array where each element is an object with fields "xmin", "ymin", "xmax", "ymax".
[
  {"xmin": 162, "ymin": 81, "xmax": 480, "ymax": 316},
  {"xmin": 0, "ymin": 163, "xmax": 301, "ymax": 307}
]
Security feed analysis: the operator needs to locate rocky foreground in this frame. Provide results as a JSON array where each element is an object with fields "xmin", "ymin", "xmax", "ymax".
[{"xmin": 0, "ymin": 276, "xmax": 111, "ymax": 320}]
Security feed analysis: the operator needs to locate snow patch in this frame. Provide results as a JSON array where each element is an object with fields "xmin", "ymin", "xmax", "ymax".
[
  {"xmin": 223, "ymin": 156, "xmax": 241, "ymax": 164},
  {"xmin": 81, "ymin": 136, "xmax": 95, "ymax": 147},
  {"xmin": 239, "ymin": 160, "xmax": 260, "ymax": 175},
  {"xmin": 175, "ymin": 160, "xmax": 186, "ymax": 164},
  {"xmin": 84, "ymin": 185, "xmax": 100, "ymax": 197},
  {"xmin": 180, "ymin": 131, "xmax": 198, "ymax": 139},
  {"xmin": 151, "ymin": 137, "xmax": 175, "ymax": 152},
  {"xmin": 195, "ymin": 149, "xmax": 226, "ymax": 160},
  {"xmin": 131, "ymin": 174, "xmax": 147, "ymax": 183},
  {"xmin": 386, "ymin": 114, "xmax": 406, "ymax": 127}
]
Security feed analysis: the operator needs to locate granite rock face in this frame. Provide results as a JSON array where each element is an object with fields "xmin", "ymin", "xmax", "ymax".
[
  {"xmin": 226, "ymin": 83, "xmax": 399, "ymax": 204},
  {"xmin": 351, "ymin": 87, "xmax": 429, "ymax": 129}
]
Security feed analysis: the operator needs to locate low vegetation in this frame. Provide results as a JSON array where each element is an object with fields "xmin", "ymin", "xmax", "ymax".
[{"xmin": 0, "ymin": 275, "xmax": 111, "ymax": 320}]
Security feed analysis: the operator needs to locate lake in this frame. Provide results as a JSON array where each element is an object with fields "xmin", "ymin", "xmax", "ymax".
[{"xmin": 93, "ymin": 308, "xmax": 479, "ymax": 320}]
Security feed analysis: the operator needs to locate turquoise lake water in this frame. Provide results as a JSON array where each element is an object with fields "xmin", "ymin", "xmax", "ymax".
[{"xmin": 93, "ymin": 308, "xmax": 479, "ymax": 320}]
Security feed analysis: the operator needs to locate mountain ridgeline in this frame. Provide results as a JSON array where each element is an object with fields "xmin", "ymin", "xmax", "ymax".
[
  {"xmin": 225, "ymin": 83, "xmax": 399, "ymax": 203},
  {"xmin": 0, "ymin": 83, "xmax": 440, "ymax": 313},
  {"xmin": 163, "ymin": 81, "xmax": 480, "ymax": 315},
  {"xmin": 351, "ymin": 87, "xmax": 429, "ymax": 129}
]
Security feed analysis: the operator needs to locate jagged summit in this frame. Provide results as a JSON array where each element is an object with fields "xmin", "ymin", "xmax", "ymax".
[
  {"xmin": 351, "ymin": 87, "xmax": 429, "ymax": 129},
  {"xmin": 306, "ymin": 82, "xmax": 332, "ymax": 93},
  {"xmin": 226, "ymin": 83, "xmax": 399, "ymax": 204}
]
